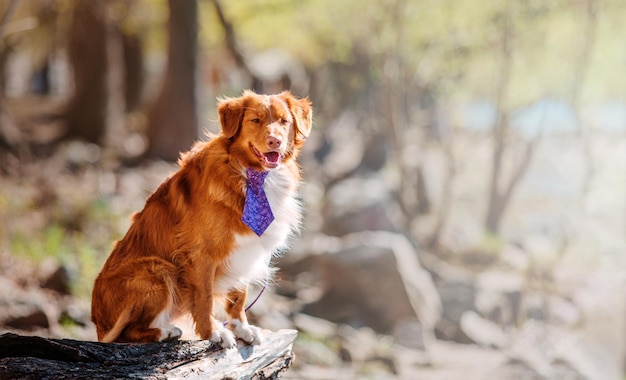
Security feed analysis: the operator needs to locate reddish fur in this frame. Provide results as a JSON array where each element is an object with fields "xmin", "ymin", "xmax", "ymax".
[{"xmin": 91, "ymin": 91, "xmax": 312, "ymax": 343}]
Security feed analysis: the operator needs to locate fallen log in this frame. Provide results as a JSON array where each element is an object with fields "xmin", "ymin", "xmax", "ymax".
[{"xmin": 0, "ymin": 329, "xmax": 297, "ymax": 380}]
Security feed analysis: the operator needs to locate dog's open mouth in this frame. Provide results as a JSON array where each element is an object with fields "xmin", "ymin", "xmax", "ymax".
[{"xmin": 250, "ymin": 144, "xmax": 282, "ymax": 169}]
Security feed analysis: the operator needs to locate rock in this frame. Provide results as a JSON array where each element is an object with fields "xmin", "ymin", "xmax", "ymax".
[
  {"xmin": 301, "ymin": 232, "xmax": 441, "ymax": 343},
  {"xmin": 391, "ymin": 318, "xmax": 426, "ymax": 350},
  {"xmin": 41, "ymin": 265, "xmax": 72, "ymax": 295},
  {"xmin": 337, "ymin": 324, "xmax": 385, "ymax": 363},
  {"xmin": 475, "ymin": 269, "xmax": 525, "ymax": 326},
  {"xmin": 460, "ymin": 311, "xmax": 508, "ymax": 348},
  {"xmin": 0, "ymin": 276, "xmax": 56, "ymax": 333},
  {"xmin": 317, "ymin": 111, "xmax": 364, "ymax": 179},
  {"xmin": 435, "ymin": 279, "xmax": 476, "ymax": 343},
  {"xmin": 522, "ymin": 234, "xmax": 559, "ymax": 269},
  {"xmin": 293, "ymin": 313, "xmax": 337, "ymax": 341},
  {"xmin": 321, "ymin": 173, "xmax": 402, "ymax": 236},
  {"xmin": 547, "ymin": 295, "xmax": 581, "ymax": 326},
  {"xmin": 5, "ymin": 309, "xmax": 50, "ymax": 331},
  {"xmin": 501, "ymin": 244, "xmax": 530, "ymax": 271},
  {"xmin": 293, "ymin": 338, "xmax": 342, "ymax": 367},
  {"xmin": 322, "ymin": 202, "xmax": 401, "ymax": 236}
]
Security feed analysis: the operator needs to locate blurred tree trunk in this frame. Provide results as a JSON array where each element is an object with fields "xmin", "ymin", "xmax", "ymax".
[
  {"xmin": 210, "ymin": 0, "xmax": 260, "ymax": 91},
  {"xmin": 384, "ymin": 0, "xmax": 431, "ymax": 235},
  {"xmin": 122, "ymin": 31, "xmax": 143, "ymax": 113},
  {"xmin": 145, "ymin": 0, "xmax": 198, "ymax": 161},
  {"xmin": 572, "ymin": 0, "xmax": 597, "ymax": 201},
  {"xmin": 485, "ymin": 4, "xmax": 514, "ymax": 236},
  {"xmin": 0, "ymin": 0, "xmax": 24, "ymax": 171},
  {"xmin": 64, "ymin": 0, "xmax": 109, "ymax": 144},
  {"xmin": 485, "ymin": 2, "xmax": 539, "ymax": 236}
]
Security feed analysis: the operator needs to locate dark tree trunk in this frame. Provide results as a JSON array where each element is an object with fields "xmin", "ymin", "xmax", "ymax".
[
  {"xmin": 64, "ymin": 0, "xmax": 109, "ymax": 145},
  {"xmin": 145, "ymin": 0, "xmax": 198, "ymax": 161},
  {"xmin": 122, "ymin": 31, "xmax": 144, "ymax": 113},
  {"xmin": 0, "ymin": 330, "xmax": 297, "ymax": 379}
]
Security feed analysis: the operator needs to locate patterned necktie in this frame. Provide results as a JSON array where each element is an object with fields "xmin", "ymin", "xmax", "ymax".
[{"xmin": 242, "ymin": 168, "xmax": 275, "ymax": 236}]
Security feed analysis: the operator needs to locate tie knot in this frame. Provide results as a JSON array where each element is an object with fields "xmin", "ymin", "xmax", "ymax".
[{"xmin": 246, "ymin": 167, "xmax": 268, "ymax": 189}]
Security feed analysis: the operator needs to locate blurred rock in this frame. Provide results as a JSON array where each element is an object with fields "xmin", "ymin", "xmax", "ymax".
[
  {"xmin": 323, "ymin": 202, "xmax": 400, "ymax": 236},
  {"xmin": 293, "ymin": 338, "xmax": 342, "ymax": 367},
  {"xmin": 0, "ymin": 276, "xmax": 55, "ymax": 333},
  {"xmin": 501, "ymin": 244, "xmax": 530, "ymax": 272},
  {"xmin": 521, "ymin": 293, "xmax": 582, "ymax": 327},
  {"xmin": 337, "ymin": 324, "xmax": 397, "ymax": 376},
  {"xmin": 41, "ymin": 265, "xmax": 72, "ymax": 295},
  {"xmin": 301, "ymin": 232, "xmax": 441, "ymax": 345},
  {"xmin": 435, "ymin": 279, "xmax": 476, "ymax": 343},
  {"xmin": 475, "ymin": 269, "xmax": 525, "ymax": 326},
  {"xmin": 460, "ymin": 311, "xmax": 508, "ymax": 348},
  {"xmin": 337, "ymin": 324, "xmax": 387, "ymax": 363},
  {"xmin": 58, "ymin": 299, "xmax": 91, "ymax": 328},
  {"xmin": 391, "ymin": 318, "xmax": 426, "ymax": 350},
  {"xmin": 293, "ymin": 313, "xmax": 337, "ymax": 340},
  {"xmin": 357, "ymin": 132, "xmax": 390, "ymax": 172},
  {"xmin": 322, "ymin": 175, "xmax": 401, "ymax": 236},
  {"xmin": 317, "ymin": 111, "xmax": 364, "ymax": 179},
  {"xmin": 522, "ymin": 234, "xmax": 559, "ymax": 269},
  {"xmin": 5, "ymin": 309, "xmax": 50, "ymax": 330},
  {"xmin": 547, "ymin": 295, "xmax": 581, "ymax": 327}
]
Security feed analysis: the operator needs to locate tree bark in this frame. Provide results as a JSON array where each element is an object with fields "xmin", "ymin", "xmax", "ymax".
[
  {"xmin": 0, "ymin": 330, "xmax": 297, "ymax": 380},
  {"xmin": 485, "ymin": 2, "xmax": 513, "ymax": 236},
  {"xmin": 64, "ymin": 0, "xmax": 109, "ymax": 144},
  {"xmin": 145, "ymin": 0, "xmax": 198, "ymax": 162}
]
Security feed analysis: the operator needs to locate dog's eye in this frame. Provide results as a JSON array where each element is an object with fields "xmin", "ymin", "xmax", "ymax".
[
  {"xmin": 251, "ymin": 118, "xmax": 261, "ymax": 124},
  {"xmin": 280, "ymin": 118, "xmax": 289, "ymax": 125}
]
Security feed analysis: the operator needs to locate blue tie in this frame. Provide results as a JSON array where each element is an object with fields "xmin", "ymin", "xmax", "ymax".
[{"xmin": 241, "ymin": 168, "xmax": 275, "ymax": 236}]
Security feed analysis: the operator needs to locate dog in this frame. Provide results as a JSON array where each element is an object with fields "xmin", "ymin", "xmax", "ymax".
[{"xmin": 91, "ymin": 90, "xmax": 312, "ymax": 347}]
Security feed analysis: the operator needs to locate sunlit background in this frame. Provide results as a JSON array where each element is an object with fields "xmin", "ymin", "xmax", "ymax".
[{"xmin": 0, "ymin": 0, "xmax": 625, "ymax": 379}]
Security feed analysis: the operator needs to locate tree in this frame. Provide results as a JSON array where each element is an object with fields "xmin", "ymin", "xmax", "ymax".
[
  {"xmin": 484, "ymin": 2, "xmax": 540, "ymax": 236},
  {"xmin": 145, "ymin": 0, "xmax": 198, "ymax": 161},
  {"xmin": 64, "ymin": 0, "xmax": 110, "ymax": 144}
]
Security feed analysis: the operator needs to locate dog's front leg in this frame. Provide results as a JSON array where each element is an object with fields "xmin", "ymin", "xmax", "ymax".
[
  {"xmin": 191, "ymin": 264, "xmax": 236, "ymax": 349},
  {"xmin": 226, "ymin": 287, "xmax": 264, "ymax": 345}
]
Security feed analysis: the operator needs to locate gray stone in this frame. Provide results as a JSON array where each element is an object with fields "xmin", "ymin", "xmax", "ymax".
[
  {"xmin": 301, "ymin": 232, "xmax": 441, "ymax": 344},
  {"xmin": 293, "ymin": 313, "xmax": 337, "ymax": 341},
  {"xmin": 460, "ymin": 311, "xmax": 509, "ymax": 348},
  {"xmin": 435, "ymin": 279, "xmax": 476, "ymax": 343}
]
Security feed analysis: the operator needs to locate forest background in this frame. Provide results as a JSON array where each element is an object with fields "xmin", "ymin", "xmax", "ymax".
[{"xmin": 0, "ymin": 0, "xmax": 625, "ymax": 379}]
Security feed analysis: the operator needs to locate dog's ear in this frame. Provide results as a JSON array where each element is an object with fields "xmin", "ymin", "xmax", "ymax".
[
  {"xmin": 281, "ymin": 92, "xmax": 312, "ymax": 144},
  {"xmin": 217, "ymin": 95, "xmax": 246, "ymax": 139}
]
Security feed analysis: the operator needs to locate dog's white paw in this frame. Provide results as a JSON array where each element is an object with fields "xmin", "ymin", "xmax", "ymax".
[
  {"xmin": 231, "ymin": 319, "xmax": 263, "ymax": 345},
  {"xmin": 210, "ymin": 326, "xmax": 237, "ymax": 349},
  {"xmin": 159, "ymin": 325, "xmax": 182, "ymax": 342}
]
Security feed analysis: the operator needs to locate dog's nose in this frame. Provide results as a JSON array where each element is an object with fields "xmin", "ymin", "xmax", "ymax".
[{"xmin": 266, "ymin": 136, "xmax": 282, "ymax": 149}]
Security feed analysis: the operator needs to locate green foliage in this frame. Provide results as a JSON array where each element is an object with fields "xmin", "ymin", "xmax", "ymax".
[
  {"xmin": 207, "ymin": 0, "xmax": 624, "ymax": 106},
  {"xmin": 3, "ymin": 189, "xmax": 123, "ymax": 299},
  {"xmin": 10, "ymin": 224, "xmax": 68, "ymax": 263}
]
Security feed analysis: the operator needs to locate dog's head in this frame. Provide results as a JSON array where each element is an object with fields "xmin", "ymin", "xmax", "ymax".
[{"xmin": 218, "ymin": 90, "xmax": 312, "ymax": 171}]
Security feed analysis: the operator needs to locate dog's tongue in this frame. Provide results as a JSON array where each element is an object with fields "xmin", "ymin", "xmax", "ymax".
[{"xmin": 264, "ymin": 151, "xmax": 280, "ymax": 163}]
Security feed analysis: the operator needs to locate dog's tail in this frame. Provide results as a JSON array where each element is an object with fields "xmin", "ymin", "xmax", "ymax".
[{"xmin": 100, "ymin": 307, "xmax": 132, "ymax": 343}]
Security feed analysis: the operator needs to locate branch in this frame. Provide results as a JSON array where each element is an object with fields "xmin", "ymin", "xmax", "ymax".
[
  {"xmin": 0, "ymin": 330, "xmax": 297, "ymax": 380},
  {"xmin": 209, "ymin": 0, "xmax": 260, "ymax": 85}
]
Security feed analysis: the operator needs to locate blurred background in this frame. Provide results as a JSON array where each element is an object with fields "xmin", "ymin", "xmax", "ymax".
[{"xmin": 0, "ymin": 0, "xmax": 625, "ymax": 379}]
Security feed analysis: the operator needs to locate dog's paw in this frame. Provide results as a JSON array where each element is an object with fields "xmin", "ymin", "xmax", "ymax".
[
  {"xmin": 159, "ymin": 325, "xmax": 182, "ymax": 342},
  {"xmin": 210, "ymin": 326, "xmax": 237, "ymax": 349},
  {"xmin": 231, "ymin": 319, "xmax": 264, "ymax": 345}
]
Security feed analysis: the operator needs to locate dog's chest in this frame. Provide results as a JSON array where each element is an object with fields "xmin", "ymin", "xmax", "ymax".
[{"xmin": 215, "ymin": 169, "xmax": 301, "ymax": 294}]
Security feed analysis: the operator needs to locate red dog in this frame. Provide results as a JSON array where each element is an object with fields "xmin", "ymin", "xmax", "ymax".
[{"xmin": 91, "ymin": 90, "xmax": 312, "ymax": 347}]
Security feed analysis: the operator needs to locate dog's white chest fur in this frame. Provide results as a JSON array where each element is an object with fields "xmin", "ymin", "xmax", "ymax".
[{"xmin": 215, "ymin": 168, "xmax": 301, "ymax": 294}]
